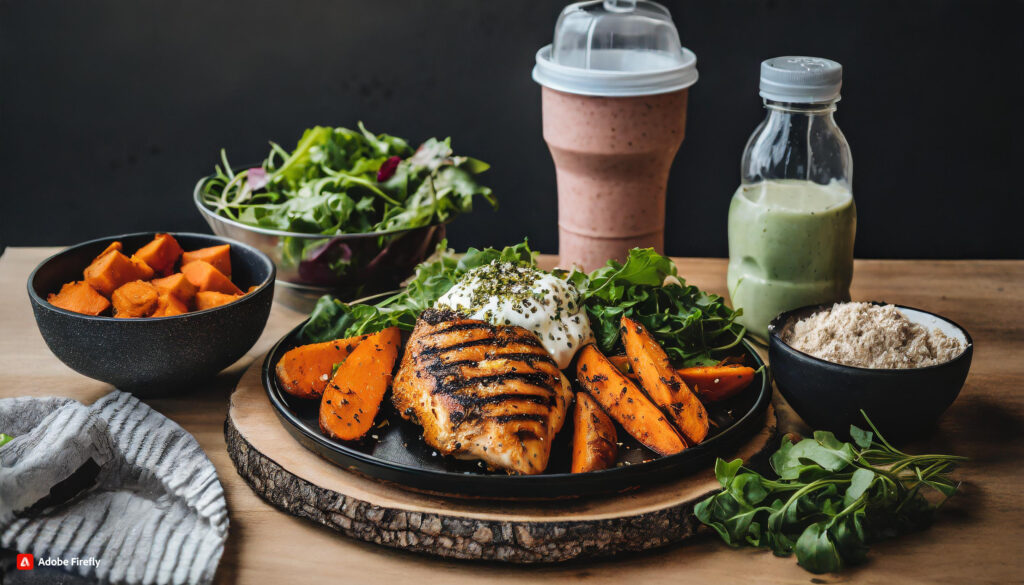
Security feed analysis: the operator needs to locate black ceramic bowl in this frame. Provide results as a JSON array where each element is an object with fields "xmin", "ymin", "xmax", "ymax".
[
  {"xmin": 768, "ymin": 303, "xmax": 973, "ymax": 442},
  {"xmin": 28, "ymin": 232, "xmax": 276, "ymax": 395}
]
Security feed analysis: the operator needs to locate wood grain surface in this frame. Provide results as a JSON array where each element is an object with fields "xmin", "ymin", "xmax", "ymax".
[{"xmin": 2, "ymin": 247, "xmax": 1022, "ymax": 584}]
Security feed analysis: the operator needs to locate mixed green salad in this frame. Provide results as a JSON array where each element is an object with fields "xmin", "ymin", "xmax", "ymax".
[
  {"xmin": 301, "ymin": 241, "xmax": 745, "ymax": 367},
  {"xmin": 199, "ymin": 123, "xmax": 496, "ymax": 236}
]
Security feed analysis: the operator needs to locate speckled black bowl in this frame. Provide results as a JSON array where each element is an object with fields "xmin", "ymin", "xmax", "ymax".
[
  {"xmin": 28, "ymin": 232, "xmax": 275, "ymax": 395},
  {"xmin": 768, "ymin": 303, "xmax": 973, "ymax": 442}
]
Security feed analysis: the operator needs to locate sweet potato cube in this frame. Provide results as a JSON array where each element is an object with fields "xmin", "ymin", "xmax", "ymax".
[
  {"xmin": 47, "ymin": 281, "xmax": 110, "ymax": 316},
  {"xmin": 131, "ymin": 257, "xmax": 155, "ymax": 280},
  {"xmin": 151, "ymin": 273, "xmax": 197, "ymax": 303},
  {"xmin": 93, "ymin": 241, "xmax": 122, "ymax": 262},
  {"xmin": 195, "ymin": 290, "xmax": 240, "ymax": 311},
  {"xmin": 111, "ymin": 280, "xmax": 159, "ymax": 318},
  {"xmin": 84, "ymin": 250, "xmax": 152, "ymax": 296},
  {"xmin": 151, "ymin": 292, "xmax": 189, "ymax": 317},
  {"xmin": 181, "ymin": 244, "xmax": 231, "ymax": 277},
  {"xmin": 181, "ymin": 261, "xmax": 242, "ymax": 295},
  {"xmin": 132, "ymin": 233, "xmax": 184, "ymax": 275}
]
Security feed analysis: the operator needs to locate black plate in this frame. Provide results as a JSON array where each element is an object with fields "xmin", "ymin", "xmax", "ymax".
[{"xmin": 263, "ymin": 321, "xmax": 772, "ymax": 499}]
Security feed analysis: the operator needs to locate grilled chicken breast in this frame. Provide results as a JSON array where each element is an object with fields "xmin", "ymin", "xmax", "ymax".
[{"xmin": 392, "ymin": 308, "xmax": 572, "ymax": 474}]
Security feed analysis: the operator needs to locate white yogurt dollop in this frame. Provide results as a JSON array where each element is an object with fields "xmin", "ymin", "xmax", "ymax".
[{"xmin": 436, "ymin": 261, "xmax": 594, "ymax": 369}]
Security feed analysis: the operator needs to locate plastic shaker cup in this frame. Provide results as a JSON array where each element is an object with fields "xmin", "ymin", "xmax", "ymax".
[{"xmin": 533, "ymin": 0, "xmax": 698, "ymax": 270}]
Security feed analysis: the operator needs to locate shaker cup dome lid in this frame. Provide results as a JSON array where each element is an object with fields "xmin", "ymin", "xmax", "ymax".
[
  {"xmin": 759, "ymin": 56, "xmax": 843, "ymax": 103},
  {"xmin": 533, "ymin": 0, "xmax": 698, "ymax": 97}
]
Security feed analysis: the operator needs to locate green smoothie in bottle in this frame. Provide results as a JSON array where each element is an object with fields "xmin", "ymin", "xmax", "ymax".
[{"xmin": 727, "ymin": 57, "xmax": 856, "ymax": 340}]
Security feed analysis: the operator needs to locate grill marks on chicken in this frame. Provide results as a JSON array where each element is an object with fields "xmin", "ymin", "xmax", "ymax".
[{"xmin": 393, "ymin": 309, "xmax": 572, "ymax": 474}]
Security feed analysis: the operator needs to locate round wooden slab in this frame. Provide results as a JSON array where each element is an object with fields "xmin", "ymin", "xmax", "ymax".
[{"xmin": 226, "ymin": 356, "xmax": 777, "ymax": 563}]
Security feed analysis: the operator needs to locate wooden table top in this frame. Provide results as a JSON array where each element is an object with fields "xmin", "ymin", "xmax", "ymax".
[{"xmin": 2, "ymin": 247, "xmax": 1022, "ymax": 585}]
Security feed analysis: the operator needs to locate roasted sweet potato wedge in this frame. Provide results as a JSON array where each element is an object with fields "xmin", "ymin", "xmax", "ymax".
[
  {"xmin": 621, "ymin": 317, "xmax": 709, "ymax": 445},
  {"xmin": 677, "ymin": 365, "xmax": 756, "ymax": 402},
  {"xmin": 576, "ymin": 344, "xmax": 686, "ymax": 455},
  {"xmin": 608, "ymin": 354, "xmax": 636, "ymax": 380},
  {"xmin": 319, "ymin": 327, "xmax": 401, "ymax": 441},
  {"xmin": 571, "ymin": 391, "xmax": 618, "ymax": 473},
  {"xmin": 275, "ymin": 334, "xmax": 372, "ymax": 399},
  {"xmin": 612, "ymin": 353, "xmax": 756, "ymax": 402}
]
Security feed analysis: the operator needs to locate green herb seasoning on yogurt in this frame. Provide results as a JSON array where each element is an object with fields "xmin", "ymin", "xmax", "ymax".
[{"xmin": 436, "ymin": 261, "xmax": 594, "ymax": 369}]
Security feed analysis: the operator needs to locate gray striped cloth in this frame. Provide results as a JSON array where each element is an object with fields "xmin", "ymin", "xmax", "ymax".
[{"xmin": 0, "ymin": 391, "xmax": 227, "ymax": 585}]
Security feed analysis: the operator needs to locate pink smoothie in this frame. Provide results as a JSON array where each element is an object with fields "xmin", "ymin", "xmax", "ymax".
[{"xmin": 542, "ymin": 86, "xmax": 689, "ymax": 271}]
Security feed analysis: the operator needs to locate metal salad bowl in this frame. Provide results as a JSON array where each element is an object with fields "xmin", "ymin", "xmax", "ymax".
[{"xmin": 193, "ymin": 176, "xmax": 447, "ymax": 304}]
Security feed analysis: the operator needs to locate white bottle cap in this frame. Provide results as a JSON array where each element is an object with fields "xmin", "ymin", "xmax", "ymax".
[
  {"xmin": 533, "ymin": 0, "xmax": 698, "ymax": 97},
  {"xmin": 759, "ymin": 57, "xmax": 843, "ymax": 103}
]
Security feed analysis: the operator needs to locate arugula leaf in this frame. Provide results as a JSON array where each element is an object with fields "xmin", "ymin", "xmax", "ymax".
[{"xmin": 573, "ymin": 248, "xmax": 746, "ymax": 366}]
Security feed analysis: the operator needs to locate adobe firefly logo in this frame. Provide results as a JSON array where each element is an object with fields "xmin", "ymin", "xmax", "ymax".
[{"xmin": 16, "ymin": 553, "xmax": 34, "ymax": 570}]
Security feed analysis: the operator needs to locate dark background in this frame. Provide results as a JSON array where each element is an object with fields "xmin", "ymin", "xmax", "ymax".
[{"xmin": 2, "ymin": 0, "xmax": 1022, "ymax": 258}]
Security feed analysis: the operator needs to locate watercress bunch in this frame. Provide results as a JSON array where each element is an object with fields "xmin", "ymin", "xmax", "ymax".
[{"xmin": 695, "ymin": 413, "xmax": 965, "ymax": 574}]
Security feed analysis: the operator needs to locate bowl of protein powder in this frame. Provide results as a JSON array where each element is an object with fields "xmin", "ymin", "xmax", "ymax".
[{"xmin": 768, "ymin": 302, "xmax": 973, "ymax": 441}]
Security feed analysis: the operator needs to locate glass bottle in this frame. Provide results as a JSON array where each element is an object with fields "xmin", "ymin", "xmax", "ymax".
[{"xmin": 727, "ymin": 57, "xmax": 856, "ymax": 340}]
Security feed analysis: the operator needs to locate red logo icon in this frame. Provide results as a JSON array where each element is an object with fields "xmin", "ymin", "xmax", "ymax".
[{"xmin": 16, "ymin": 554, "xmax": 34, "ymax": 570}]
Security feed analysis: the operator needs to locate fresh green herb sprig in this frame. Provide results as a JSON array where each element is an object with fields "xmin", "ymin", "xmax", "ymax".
[
  {"xmin": 566, "ymin": 248, "xmax": 746, "ymax": 367},
  {"xmin": 0, "ymin": 433, "xmax": 13, "ymax": 448},
  {"xmin": 300, "ymin": 240, "xmax": 537, "ymax": 341},
  {"xmin": 695, "ymin": 413, "xmax": 965, "ymax": 574}
]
